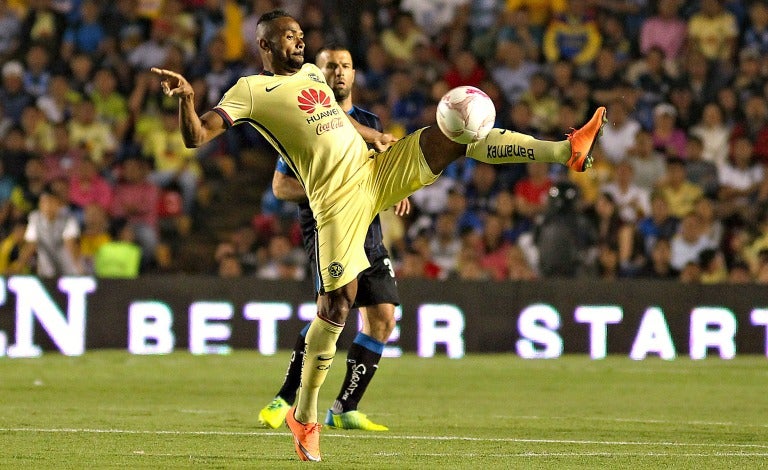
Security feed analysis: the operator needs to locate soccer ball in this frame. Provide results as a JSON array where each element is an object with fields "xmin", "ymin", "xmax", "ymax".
[{"xmin": 435, "ymin": 86, "xmax": 496, "ymax": 144}]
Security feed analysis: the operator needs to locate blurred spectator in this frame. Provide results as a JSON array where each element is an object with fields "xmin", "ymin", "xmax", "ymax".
[
  {"xmin": 568, "ymin": 144, "xmax": 614, "ymax": 210},
  {"xmin": 637, "ymin": 236, "xmax": 676, "ymax": 279},
  {"xmin": 657, "ymin": 157, "xmax": 703, "ymax": 219},
  {"xmin": 128, "ymin": 18, "xmax": 172, "ymax": 71},
  {"xmin": 0, "ymin": 61, "xmax": 34, "ymax": 124},
  {"xmin": 78, "ymin": 203, "xmax": 112, "ymax": 274},
  {"xmin": 479, "ymin": 212, "xmax": 512, "ymax": 280},
  {"xmin": 68, "ymin": 157, "xmax": 112, "ymax": 219},
  {"xmin": 730, "ymin": 95, "xmax": 768, "ymax": 164},
  {"xmin": 636, "ymin": 192, "xmax": 679, "ymax": 257},
  {"xmin": 379, "ymin": 10, "xmax": 426, "ymax": 66},
  {"xmin": 717, "ymin": 136, "xmax": 764, "ymax": 224},
  {"xmin": 690, "ymin": 102, "xmax": 730, "ymax": 167},
  {"xmin": 42, "ymin": 123, "xmax": 83, "ymax": 182},
  {"xmin": 20, "ymin": 105, "xmax": 55, "ymax": 154},
  {"xmin": 11, "ymin": 184, "xmax": 81, "ymax": 277},
  {"xmin": 490, "ymin": 40, "xmax": 538, "ymax": 105},
  {"xmin": 694, "ymin": 196, "xmax": 723, "ymax": 250},
  {"xmin": 670, "ymin": 212, "xmax": 716, "ymax": 272},
  {"xmin": 599, "ymin": 98, "xmax": 641, "ymax": 165},
  {"xmin": 23, "ymin": 43, "xmax": 52, "ymax": 98},
  {"xmin": 37, "ymin": 74, "xmax": 82, "ymax": 124},
  {"xmin": 110, "ymin": 156, "xmax": 159, "ymax": 265},
  {"xmin": 728, "ymin": 260, "xmax": 752, "ymax": 283},
  {"xmin": 0, "ymin": 0, "xmax": 21, "ymax": 62},
  {"xmin": 217, "ymin": 252, "xmax": 243, "ymax": 278},
  {"xmin": 678, "ymin": 260, "xmax": 702, "ymax": 283},
  {"xmin": 388, "ymin": 70, "xmax": 426, "ymax": 134},
  {"xmin": 255, "ymin": 234, "xmax": 305, "ymax": 280},
  {"xmin": 513, "ymin": 162, "xmax": 551, "ymax": 221},
  {"xmin": 698, "ymin": 248, "xmax": 728, "ymax": 284},
  {"xmin": 684, "ymin": 135, "xmax": 719, "ymax": 198},
  {"xmin": 493, "ymin": 189, "xmax": 530, "ymax": 242},
  {"xmin": 0, "ymin": 218, "xmax": 26, "ymax": 274},
  {"xmin": 589, "ymin": 47, "xmax": 622, "ymax": 105},
  {"xmin": 492, "ymin": 7, "xmax": 540, "ymax": 60},
  {"xmin": 465, "ymin": 163, "xmax": 499, "ymax": 216},
  {"xmin": 68, "ymin": 98, "xmax": 117, "ymax": 170},
  {"xmin": 743, "ymin": 2, "xmax": 768, "ymax": 56},
  {"xmin": 542, "ymin": 0, "xmax": 602, "ymax": 67},
  {"xmin": 0, "ymin": 159, "xmax": 16, "ymax": 230},
  {"xmin": 67, "ymin": 53, "xmax": 94, "ymax": 95},
  {"xmin": 428, "ymin": 211, "xmax": 461, "ymax": 277},
  {"xmin": 639, "ymin": 0, "xmax": 686, "ymax": 63},
  {"xmin": 443, "ymin": 49, "xmax": 487, "ymax": 89},
  {"xmin": 627, "ymin": 130, "xmax": 666, "ymax": 193},
  {"xmin": 675, "ymin": 51, "xmax": 722, "ymax": 116},
  {"xmin": 61, "ymin": 0, "xmax": 106, "ymax": 60},
  {"xmin": 93, "ymin": 219, "xmax": 142, "ymax": 278},
  {"xmin": 505, "ymin": 244, "xmax": 537, "ymax": 280},
  {"xmin": 10, "ymin": 157, "xmax": 46, "ymax": 219},
  {"xmin": 598, "ymin": 14, "xmax": 631, "ymax": 65},
  {"xmin": 733, "ymin": 47, "xmax": 765, "ymax": 102},
  {"xmin": 601, "ymin": 161, "xmax": 650, "ymax": 224},
  {"xmin": 21, "ymin": 0, "xmax": 67, "ymax": 56},
  {"xmin": 90, "ymin": 68, "xmax": 130, "ymax": 143},
  {"xmin": 504, "ymin": 0, "xmax": 565, "ymax": 44},
  {"xmin": 519, "ymin": 72, "xmax": 559, "ymax": 134},
  {"xmin": 142, "ymin": 107, "xmax": 200, "ymax": 215},
  {"xmin": 651, "ymin": 103, "xmax": 687, "ymax": 158},
  {"xmin": 633, "ymin": 46, "xmax": 674, "ymax": 129},
  {"xmin": 687, "ymin": 0, "xmax": 738, "ymax": 65}
]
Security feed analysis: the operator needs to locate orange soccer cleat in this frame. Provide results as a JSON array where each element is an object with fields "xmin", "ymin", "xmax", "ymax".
[
  {"xmin": 285, "ymin": 406, "xmax": 322, "ymax": 462},
  {"xmin": 566, "ymin": 106, "xmax": 607, "ymax": 172}
]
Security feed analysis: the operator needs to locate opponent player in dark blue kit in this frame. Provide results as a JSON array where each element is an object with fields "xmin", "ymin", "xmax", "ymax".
[{"xmin": 258, "ymin": 45, "xmax": 407, "ymax": 432}]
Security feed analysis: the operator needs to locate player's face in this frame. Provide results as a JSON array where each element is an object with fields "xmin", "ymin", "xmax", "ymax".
[
  {"xmin": 317, "ymin": 50, "xmax": 355, "ymax": 103},
  {"xmin": 264, "ymin": 17, "xmax": 305, "ymax": 73}
]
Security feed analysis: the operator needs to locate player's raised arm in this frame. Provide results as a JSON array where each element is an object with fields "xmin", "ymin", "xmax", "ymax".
[
  {"xmin": 272, "ymin": 170, "xmax": 308, "ymax": 202},
  {"xmin": 346, "ymin": 114, "xmax": 397, "ymax": 152},
  {"xmin": 150, "ymin": 67, "xmax": 227, "ymax": 148}
]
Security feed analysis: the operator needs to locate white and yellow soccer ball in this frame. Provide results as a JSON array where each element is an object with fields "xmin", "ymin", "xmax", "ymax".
[{"xmin": 435, "ymin": 86, "xmax": 496, "ymax": 144}]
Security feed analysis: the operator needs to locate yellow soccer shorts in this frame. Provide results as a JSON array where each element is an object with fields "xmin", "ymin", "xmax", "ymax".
[{"xmin": 314, "ymin": 128, "xmax": 439, "ymax": 292}]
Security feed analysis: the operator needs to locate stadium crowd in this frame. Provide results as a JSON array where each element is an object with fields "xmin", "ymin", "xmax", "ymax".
[{"xmin": 0, "ymin": 0, "xmax": 767, "ymax": 283}]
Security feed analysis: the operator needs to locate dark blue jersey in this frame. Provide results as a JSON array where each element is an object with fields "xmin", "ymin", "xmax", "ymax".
[{"xmin": 275, "ymin": 105, "xmax": 389, "ymax": 264}]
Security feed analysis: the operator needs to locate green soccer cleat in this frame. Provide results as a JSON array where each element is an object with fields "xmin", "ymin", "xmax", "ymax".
[
  {"xmin": 324, "ymin": 409, "xmax": 389, "ymax": 431},
  {"xmin": 258, "ymin": 397, "xmax": 290, "ymax": 429}
]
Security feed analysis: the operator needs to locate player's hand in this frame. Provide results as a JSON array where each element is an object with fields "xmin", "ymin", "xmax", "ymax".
[
  {"xmin": 394, "ymin": 198, "xmax": 410, "ymax": 216},
  {"xmin": 150, "ymin": 67, "xmax": 194, "ymax": 98},
  {"xmin": 373, "ymin": 132, "xmax": 398, "ymax": 152}
]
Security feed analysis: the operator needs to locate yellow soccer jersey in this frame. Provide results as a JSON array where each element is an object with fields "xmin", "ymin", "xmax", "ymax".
[{"xmin": 213, "ymin": 63, "xmax": 371, "ymax": 216}]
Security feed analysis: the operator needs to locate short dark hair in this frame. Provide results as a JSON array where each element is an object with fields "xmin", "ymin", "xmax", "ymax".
[{"xmin": 257, "ymin": 9, "xmax": 292, "ymax": 26}]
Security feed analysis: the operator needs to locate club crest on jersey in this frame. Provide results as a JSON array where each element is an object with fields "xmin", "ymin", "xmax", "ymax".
[
  {"xmin": 298, "ymin": 88, "xmax": 331, "ymax": 114},
  {"xmin": 307, "ymin": 72, "xmax": 323, "ymax": 83},
  {"xmin": 328, "ymin": 262, "xmax": 344, "ymax": 278}
]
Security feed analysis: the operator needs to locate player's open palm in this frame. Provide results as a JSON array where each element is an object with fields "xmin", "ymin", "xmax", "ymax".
[{"xmin": 150, "ymin": 68, "xmax": 193, "ymax": 98}]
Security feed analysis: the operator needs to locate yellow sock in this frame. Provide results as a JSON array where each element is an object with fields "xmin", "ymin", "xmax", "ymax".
[
  {"xmin": 295, "ymin": 316, "xmax": 344, "ymax": 423},
  {"xmin": 466, "ymin": 129, "xmax": 570, "ymax": 165}
]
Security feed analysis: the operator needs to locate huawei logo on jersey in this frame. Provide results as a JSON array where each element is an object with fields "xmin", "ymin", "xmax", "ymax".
[{"xmin": 298, "ymin": 88, "xmax": 331, "ymax": 114}]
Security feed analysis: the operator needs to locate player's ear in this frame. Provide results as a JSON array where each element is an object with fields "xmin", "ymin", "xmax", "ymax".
[{"xmin": 258, "ymin": 37, "xmax": 271, "ymax": 54}]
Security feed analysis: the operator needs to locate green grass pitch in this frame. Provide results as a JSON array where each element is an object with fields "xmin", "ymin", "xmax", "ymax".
[{"xmin": 1, "ymin": 352, "xmax": 767, "ymax": 469}]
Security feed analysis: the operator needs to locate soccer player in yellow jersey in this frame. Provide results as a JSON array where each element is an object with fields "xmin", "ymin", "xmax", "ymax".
[{"xmin": 152, "ymin": 9, "xmax": 606, "ymax": 462}]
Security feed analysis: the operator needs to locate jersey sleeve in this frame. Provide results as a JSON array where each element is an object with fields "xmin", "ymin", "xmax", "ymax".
[
  {"xmin": 213, "ymin": 77, "xmax": 253, "ymax": 127},
  {"xmin": 275, "ymin": 156, "xmax": 297, "ymax": 179}
]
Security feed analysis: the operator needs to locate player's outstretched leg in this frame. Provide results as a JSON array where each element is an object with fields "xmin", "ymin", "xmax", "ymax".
[
  {"xmin": 463, "ymin": 106, "xmax": 607, "ymax": 170},
  {"xmin": 325, "ymin": 332, "xmax": 388, "ymax": 431},
  {"xmin": 286, "ymin": 406, "xmax": 322, "ymax": 462},
  {"xmin": 258, "ymin": 325, "xmax": 310, "ymax": 428}
]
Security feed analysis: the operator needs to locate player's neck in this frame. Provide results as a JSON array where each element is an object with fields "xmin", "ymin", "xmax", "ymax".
[{"xmin": 338, "ymin": 98, "xmax": 353, "ymax": 113}]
